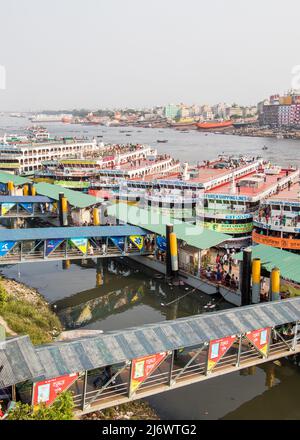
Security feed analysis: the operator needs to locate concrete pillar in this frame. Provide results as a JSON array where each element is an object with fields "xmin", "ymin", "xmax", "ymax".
[
  {"xmin": 252, "ymin": 258, "xmax": 261, "ymax": 304},
  {"xmin": 241, "ymin": 248, "xmax": 252, "ymax": 306},
  {"xmin": 271, "ymin": 267, "xmax": 280, "ymax": 301},
  {"xmin": 265, "ymin": 363, "xmax": 275, "ymax": 389}
]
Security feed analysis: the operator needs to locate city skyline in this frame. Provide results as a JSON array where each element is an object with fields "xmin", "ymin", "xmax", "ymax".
[{"xmin": 1, "ymin": 0, "xmax": 300, "ymax": 110}]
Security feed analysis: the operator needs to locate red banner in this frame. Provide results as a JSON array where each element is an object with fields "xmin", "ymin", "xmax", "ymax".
[
  {"xmin": 130, "ymin": 352, "xmax": 168, "ymax": 395},
  {"xmin": 245, "ymin": 327, "xmax": 271, "ymax": 357},
  {"xmin": 208, "ymin": 336, "xmax": 236, "ymax": 372},
  {"xmin": 32, "ymin": 373, "xmax": 79, "ymax": 407}
]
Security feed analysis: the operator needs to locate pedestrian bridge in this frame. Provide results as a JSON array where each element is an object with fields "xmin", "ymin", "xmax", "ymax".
[
  {"xmin": 0, "ymin": 225, "xmax": 153, "ymax": 264},
  {"xmin": 0, "ymin": 196, "xmax": 53, "ymax": 218},
  {"xmin": 1, "ymin": 298, "xmax": 300, "ymax": 414}
]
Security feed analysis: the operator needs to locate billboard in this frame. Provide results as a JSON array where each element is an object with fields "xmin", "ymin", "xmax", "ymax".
[
  {"xmin": 129, "ymin": 235, "xmax": 144, "ymax": 251},
  {"xmin": 45, "ymin": 239, "xmax": 64, "ymax": 256},
  {"xmin": 207, "ymin": 335, "xmax": 237, "ymax": 372},
  {"xmin": 69, "ymin": 238, "xmax": 88, "ymax": 254},
  {"xmin": 109, "ymin": 236, "xmax": 125, "ymax": 251},
  {"xmin": 245, "ymin": 327, "xmax": 271, "ymax": 357},
  {"xmin": 130, "ymin": 352, "xmax": 168, "ymax": 395},
  {"xmin": 32, "ymin": 373, "xmax": 79, "ymax": 407}
]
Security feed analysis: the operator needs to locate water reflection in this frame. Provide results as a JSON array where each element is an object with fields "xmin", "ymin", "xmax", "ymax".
[{"xmin": 54, "ymin": 258, "xmax": 225, "ymax": 330}]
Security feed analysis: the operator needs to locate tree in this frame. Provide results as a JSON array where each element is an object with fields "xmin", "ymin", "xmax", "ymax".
[{"xmin": 6, "ymin": 391, "xmax": 74, "ymax": 420}]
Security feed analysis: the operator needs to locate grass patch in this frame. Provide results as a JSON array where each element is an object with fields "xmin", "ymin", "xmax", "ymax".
[{"xmin": 0, "ymin": 281, "xmax": 62, "ymax": 345}]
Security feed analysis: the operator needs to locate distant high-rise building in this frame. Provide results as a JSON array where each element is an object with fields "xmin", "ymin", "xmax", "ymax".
[{"xmin": 164, "ymin": 104, "xmax": 180, "ymax": 120}]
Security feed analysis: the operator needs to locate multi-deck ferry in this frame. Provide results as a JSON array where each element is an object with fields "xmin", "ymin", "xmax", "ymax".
[{"xmin": 253, "ymin": 182, "xmax": 300, "ymax": 251}]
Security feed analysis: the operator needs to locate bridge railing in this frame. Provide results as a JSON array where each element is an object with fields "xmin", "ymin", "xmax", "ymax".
[{"xmin": 71, "ymin": 329, "xmax": 298, "ymax": 413}]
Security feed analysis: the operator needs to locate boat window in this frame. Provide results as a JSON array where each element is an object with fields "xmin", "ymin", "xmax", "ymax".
[
  {"xmin": 272, "ymin": 204, "xmax": 281, "ymax": 210},
  {"xmin": 283, "ymin": 206, "xmax": 291, "ymax": 211},
  {"xmin": 292, "ymin": 206, "xmax": 300, "ymax": 212}
]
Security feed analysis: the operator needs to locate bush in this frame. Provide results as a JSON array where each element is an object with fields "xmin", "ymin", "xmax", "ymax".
[
  {"xmin": 0, "ymin": 283, "xmax": 8, "ymax": 305},
  {"xmin": 7, "ymin": 391, "xmax": 74, "ymax": 420}
]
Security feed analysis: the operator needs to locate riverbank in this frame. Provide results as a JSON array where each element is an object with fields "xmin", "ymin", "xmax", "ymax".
[
  {"xmin": 0, "ymin": 276, "xmax": 62, "ymax": 344},
  {"xmin": 81, "ymin": 402, "xmax": 160, "ymax": 420}
]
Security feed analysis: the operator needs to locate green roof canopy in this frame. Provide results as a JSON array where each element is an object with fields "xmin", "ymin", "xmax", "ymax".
[
  {"xmin": 0, "ymin": 171, "xmax": 31, "ymax": 186},
  {"xmin": 235, "ymin": 244, "xmax": 300, "ymax": 284},
  {"xmin": 107, "ymin": 203, "xmax": 229, "ymax": 250},
  {"xmin": 34, "ymin": 182, "xmax": 102, "ymax": 209}
]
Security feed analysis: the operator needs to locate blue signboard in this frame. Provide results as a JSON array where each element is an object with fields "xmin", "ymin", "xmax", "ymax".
[
  {"xmin": 156, "ymin": 236, "xmax": 167, "ymax": 252},
  {"xmin": 45, "ymin": 239, "xmax": 64, "ymax": 256},
  {"xmin": 0, "ymin": 241, "xmax": 16, "ymax": 257},
  {"xmin": 109, "ymin": 236, "xmax": 125, "ymax": 251}
]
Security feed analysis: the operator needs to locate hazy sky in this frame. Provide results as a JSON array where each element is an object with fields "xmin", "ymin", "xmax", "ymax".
[{"xmin": 1, "ymin": 0, "xmax": 300, "ymax": 110}]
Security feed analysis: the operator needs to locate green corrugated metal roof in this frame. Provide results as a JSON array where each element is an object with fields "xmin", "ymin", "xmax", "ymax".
[
  {"xmin": 235, "ymin": 244, "xmax": 300, "ymax": 283},
  {"xmin": 107, "ymin": 203, "xmax": 229, "ymax": 250},
  {"xmin": 0, "ymin": 171, "xmax": 31, "ymax": 185},
  {"xmin": 34, "ymin": 182, "xmax": 102, "ymax": 208}
]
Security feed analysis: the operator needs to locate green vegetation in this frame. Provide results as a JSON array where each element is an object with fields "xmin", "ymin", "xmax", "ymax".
[
  {"xmin": 0, "ymin": 278, "xmax": 61, "ymax": 344},
  {"xmin": 6, "ymin": 392, "xmax": 74, "ymax": 420}
]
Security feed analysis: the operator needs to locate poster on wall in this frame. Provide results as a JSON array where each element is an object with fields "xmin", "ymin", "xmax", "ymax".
[
  {"xmin": 32, "ymin": 373, "xmax": 79, "ymax": 407},
  {"xmin": 129, "ymin": 235, "xmax": 144, "ymax": 251},
  {"xmin": 245, "ymin": 327, "xmax": 271, "ymax": 357},
  {"xmin": 69, "ymin": 238, "xmax": 88, "ymax": 254},
  {"xmin": 130, "ymin": 352, "xmax": 168, "ymax": 395},
  {"xmin": 207, "ymin": 335, "xmax": 237, "ymax": 372}
]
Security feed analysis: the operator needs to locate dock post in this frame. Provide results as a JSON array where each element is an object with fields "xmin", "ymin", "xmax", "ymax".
[
  {"xmin": 23, "ymin": 184, "xmax": 29, "ymax": 196},
  {"xmin": 241, "ymin": 248, "xmax": 252, "ymax": 306},
  {"xmin": 270, "ymin": 267, "xmax": 280, "ymax": 301},
  {"xmin": 59, "ymin": 192, "xmax": 68, "ymax": 226},
  {"xmin": 31, "ymin": 186, "xmax": 36, "ymax": 196},
  {"xmin": 170, "ymin": 232, "xmax": 179, "ymax": 278},
  {"xmin": 251, "ymin": 258, "xmax": 261, "ymax": 303},
  {"xmin": 166, "ymin": 224, "xmax": 173, "ymax": 278},
  {"xmin": 7, "ymin": 181, "xmax": 14, "ymax": 196},
  {"xmin": 93, "ymin": 207, "xmax": 100, "ymax": 226}
]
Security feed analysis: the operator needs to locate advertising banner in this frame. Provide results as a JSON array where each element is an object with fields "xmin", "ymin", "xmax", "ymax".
[
  {"xmin": 130, "ymin": 352, "xmax": 168, "ymax": 395},
  {"xmin": 245, "ymin": 327, "xmax": 271, "ymax": 357},
  {"xmin": 45, "ymin": 239, "xmax": 64, "ymax": 256},
  {"xmin": 207, "ymin": 335, "xmax": 237, "ymax": 372},
  {"xmin": 19, "ymin": 203, "xmax": 34, "ymax": 214},
  {"xmin": 109, "ymin": 236, "xmax": 125, "ymax": 251},
  {"xmin": 0, "ymin": 241, "xmax": 16, "ymax": 257},
  {"xmin": 253, "ymin": 231, "xmax": 300, "ymax": 250},
  {"xmin": 156, "ymin": 236, "xmax": 167, "ymax": 251},
  {"xmin": 1, "ymin": 203, "xmax": 15, "ymax": 216},
  {"xmin": 69, "ymin": 238, "xmax": 88, "ymax": 254},
  {"xmin": 129, "ymin": 235, "xmax": 144, "ymax": 251},
  {"xmin": 205, "ymin": 222, "xmax": 253, "ymax": 234},
  {"xmin": 32, "ymin": 373, "xmax": 79, "ymax": 407}
]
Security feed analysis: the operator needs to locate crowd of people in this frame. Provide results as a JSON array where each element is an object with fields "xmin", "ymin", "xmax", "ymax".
[{"xmin": 203, "ymin": 250, "xmax": 239, "ymax": 290}]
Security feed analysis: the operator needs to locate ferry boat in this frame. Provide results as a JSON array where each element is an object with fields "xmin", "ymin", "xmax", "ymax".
[
  {"xmin": 0, "ymin": 137, "xmax": 98, "ymax": 174},
  {"xmin": 196, "ymin": 120, "xmax": 233, "ymax": 130},
  {"xmin": 142, "ymin": 156, "xmax": 300, "ymax": 249},
  {"xmin": 253, "ymin": 181, "xmax": 300, "ymax": 251}
]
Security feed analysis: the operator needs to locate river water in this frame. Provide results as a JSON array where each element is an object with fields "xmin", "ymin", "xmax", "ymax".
[{"xmin": 1, "ymin": 116, "xmax": 300, "ymax": 419}]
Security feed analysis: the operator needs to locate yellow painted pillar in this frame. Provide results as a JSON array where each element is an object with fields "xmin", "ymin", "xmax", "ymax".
[
  {"xmin": 23, "ymin": 184, "xmax": 29, "ymax": 196},
  {"xmin": 170, "ymin": 232, "xmax": 178, "ymax": 275},
  {"xmin": 271, "ymin": 267, "xmax": 280, "ymax": 301},
  {"xmin": 7, "ymin": 181, "xmax": 14, "ymax": 195},
  {"xmin": 252, "ymin": 258, "xmax": 261, "ymax": 303},
  {"xmin": 93, "ymin": 207, "xmax": 100, "ymax": 226},
  {"xmin": 31, "ymin": 186, "xmax": 36, "ymax": 196}
]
